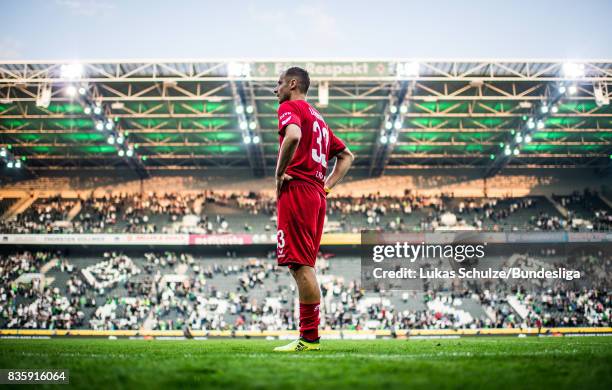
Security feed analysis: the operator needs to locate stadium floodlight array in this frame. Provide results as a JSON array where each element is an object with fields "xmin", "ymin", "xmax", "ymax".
[
  {"xmin": 377, "ymin": 81, "xmax": 412, "ymax": 146},
  {"xmin": 230, "ymin": 79, "xmax": 265, "ymax": 176},
  {"xmin": 369, "ymin": 79, "xmax": 415, "ymax": 176},
  {"xmin": 55, "ymin": 64, "xmax": 149, "ymax": 178},
  {"xmin": 0, "ymin": 145, "xmax": 25, "ymax": 169},
  {"xmin": 233, "ymin": 90, "xmax": 260, "ymax": 145},
  {"xmin": 379, "ymin": 102, "xmax": 405, "ymax": 145},
  {"xmin": 63, "ymin": 75, "xmax": 142, "ymax": 163},
  {"xmin": 486, "ymin": 68, "xmax": 581, "ymax": 175},
  {"xmin": 505, "ymin": 83, "xmax": 566, "ymax": 155},
  {"xmin": 496, "ymin": 97, "xmax": 555, "ymax": 161}
]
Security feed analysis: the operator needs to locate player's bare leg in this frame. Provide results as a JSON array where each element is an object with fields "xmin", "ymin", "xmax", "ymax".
[
  {"xmin": 290, "ymin": 265, "xmax": 321, "ymax": 304},
  {"xmin": 274, "ymin": 265, "xmax": 321, "ymax": 352}
]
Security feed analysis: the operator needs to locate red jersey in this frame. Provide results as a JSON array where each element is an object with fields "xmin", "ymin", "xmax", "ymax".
[{"xmin": 277, "ymin": 100, "xmax": 346, "ymax": 194}]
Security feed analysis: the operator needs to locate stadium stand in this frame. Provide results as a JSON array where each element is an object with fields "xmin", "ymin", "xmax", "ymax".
[
  {"xmin": 1, "ymin": 250, "xmax": 609, "ymax": 331},
  {"xmin": 1, "ymin": 187, "xmax": 609, "ymax": 234}
]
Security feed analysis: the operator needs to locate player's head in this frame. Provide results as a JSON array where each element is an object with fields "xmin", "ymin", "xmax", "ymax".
[{"xmin": 274, "ymin": 67, "xmax": 310, "ymax": 103}]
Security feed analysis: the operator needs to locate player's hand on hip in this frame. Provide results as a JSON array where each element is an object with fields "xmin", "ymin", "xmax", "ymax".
[{"xmin": 276, "ymin": 173, "xmax": 293, "ymax": 198}]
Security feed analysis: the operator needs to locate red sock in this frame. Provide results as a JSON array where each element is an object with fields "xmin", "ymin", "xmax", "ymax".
[{"xmin": 299, "ymin": 302, "xmax": 320, "ymax": 341}]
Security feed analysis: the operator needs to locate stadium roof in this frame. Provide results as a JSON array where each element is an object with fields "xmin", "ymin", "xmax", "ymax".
[{"xmin": 1, "ymin": 59, "xmax": 611, "ymax": 177}]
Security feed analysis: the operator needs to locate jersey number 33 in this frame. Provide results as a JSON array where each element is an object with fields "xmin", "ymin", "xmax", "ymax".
[{"xmin": 311, "ymin": 121, "xmax": 329, "ymax": 168}]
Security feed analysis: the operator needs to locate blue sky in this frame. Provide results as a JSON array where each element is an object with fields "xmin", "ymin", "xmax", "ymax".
[{"xmin": 2, "ymin": 0, "xmax": 611, "ymax": 60}]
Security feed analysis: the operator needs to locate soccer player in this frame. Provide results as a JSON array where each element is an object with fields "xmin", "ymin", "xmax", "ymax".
[{"xmin": 272, "ymin": 67, "xmax": 354, "ymax": 352}]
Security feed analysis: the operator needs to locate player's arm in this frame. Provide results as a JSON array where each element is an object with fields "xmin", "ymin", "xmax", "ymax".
[
  {"xmin": 324, "ymin": 147, "xmax": 354, "ymax": 192},
  {"xmin": 275, "ymin": 124, "xmax": 302, "ymax": 197}
]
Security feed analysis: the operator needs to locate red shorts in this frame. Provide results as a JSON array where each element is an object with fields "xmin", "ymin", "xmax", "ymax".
[{"xmin": 276, "ymin": 180, "xmax": 326, "ymax": 268}]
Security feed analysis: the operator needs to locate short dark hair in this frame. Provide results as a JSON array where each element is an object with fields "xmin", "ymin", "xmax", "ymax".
[{"xmin": 284, "ymin": 67, "xmax": 310, "ymax": 94}]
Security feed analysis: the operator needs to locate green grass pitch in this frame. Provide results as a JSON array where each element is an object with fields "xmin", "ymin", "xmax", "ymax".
[{"xmin": 1, "ymin": 337, "xmax": 611, "ymax": 389}]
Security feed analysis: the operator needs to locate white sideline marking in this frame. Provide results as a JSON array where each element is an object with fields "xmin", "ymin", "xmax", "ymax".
[{"xmin": 238, "ymin": 350, "xmax": 586, "ymax": 360}]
